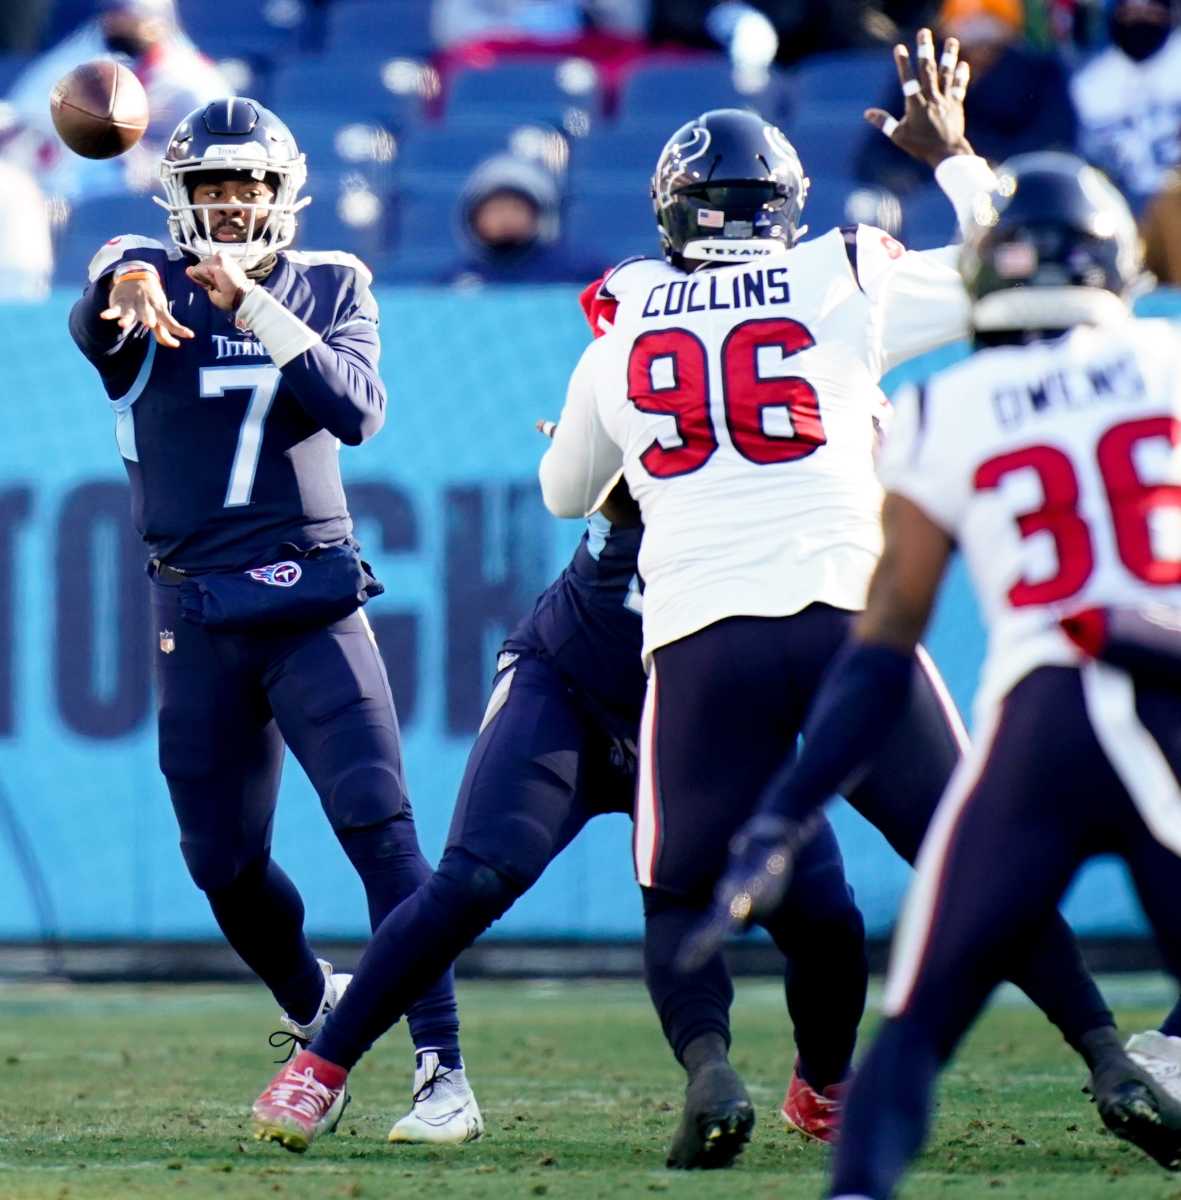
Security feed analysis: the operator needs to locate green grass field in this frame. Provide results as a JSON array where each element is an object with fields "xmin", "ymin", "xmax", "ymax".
[{"xmin": 3, "ymin": 977, "xmax": 1181, "ymax": 1199}]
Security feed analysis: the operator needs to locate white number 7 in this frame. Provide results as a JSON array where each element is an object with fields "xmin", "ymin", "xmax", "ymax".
[{"xmin": 199, "ymin": 365, "xmax": 282, "ymax": 508}]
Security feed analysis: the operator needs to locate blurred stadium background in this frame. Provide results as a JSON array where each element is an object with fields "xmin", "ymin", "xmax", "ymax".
[{"xmin": 0, "ymin": 0, "xmax": 1176, "ymax": 980}]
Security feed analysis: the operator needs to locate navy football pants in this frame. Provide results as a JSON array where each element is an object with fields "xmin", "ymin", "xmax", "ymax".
[
  {"xmin": 639, "ymin": 608, "xmax": 1111, "ymax": 1070},
  {"xmin": 310, "ymin": 648, "xmax": 864, "ymax": 1077},
  {"xmin": 831, "ymin": 665, "xmax": 1181, "ymax": 1200},
  {"xmin": 150, "ymin": 580, "xmax": 459, "ymax": 1048}
]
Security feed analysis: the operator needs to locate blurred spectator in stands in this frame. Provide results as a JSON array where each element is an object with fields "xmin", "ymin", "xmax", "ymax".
[
  {"xmin": 1071, "ymin": 0, "xmax": 1181, "ymax": 213},
  {"xmin": 1141, "ymin": 165, "xmax": 1181, "ymax": 283},
  {"xmin": 434, "ymin": 1, "xmax": 653, "ymax": 109},
  {"xmin": 648, "ymin": 1, "xmax": 932, "ymax": 65},
  {"xmin": 855, "ymin": 0, "xmax": 1076, "ymax": 194},
  {"xmin": 434, "ymin": 0, "xmax": 649, "ymax": 46},
  {"xmin": 0, "ymin": 0, "xmax": 50, "ymax": 52},
  {"xmin": 0, "ymin": 160, "xmax": 52, "ymax": 301},
  {"xmin": 1024, "ymin": 0, "xmax": 1106, "ymax": 48},
  {"xmin": 1, "ymin": 0, "xmax": 227, "ymax": 202},
  {"xmin": 446, "ymin": 150, "xmax": 593, "ymax": 283}
]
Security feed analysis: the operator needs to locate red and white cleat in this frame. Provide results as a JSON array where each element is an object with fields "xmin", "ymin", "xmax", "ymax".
[
  {"xmin": 781, "ymin": 1059, "xmax": 846, "ymax": 1144},
  {"xmin": 252, "ymin": 1050, "xmax": 349, "ymax": 1153}
]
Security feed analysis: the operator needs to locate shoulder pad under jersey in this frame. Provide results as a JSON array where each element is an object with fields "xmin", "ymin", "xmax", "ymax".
[
  {"xmin": 87, "ymin": 235, "xmax": 172, "ymax": 283},
  {"xmin": 284, "ymin": 249, "xmax": 374, "ymax": 291}
]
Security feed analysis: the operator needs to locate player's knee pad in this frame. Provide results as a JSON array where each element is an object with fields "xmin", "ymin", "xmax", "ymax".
[
  {"xmin": 185, "ymin": 841, "xmax": 266, "ymax": 896},
  {"xmin": 432, "ymin": 847, "xmax": 524, "ymax": 927},
  {"xmin": 325, "ymin": 762, "xmax": 408, "ymax": 833}
]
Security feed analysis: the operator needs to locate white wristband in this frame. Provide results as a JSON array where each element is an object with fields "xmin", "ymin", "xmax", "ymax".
[{"xmin": 235, "ymin": 286, "xmax": 321, "ymax": 368}]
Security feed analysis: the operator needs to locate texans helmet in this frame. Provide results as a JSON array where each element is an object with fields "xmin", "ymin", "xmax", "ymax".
[
  {"xmin": 960, "ymin": 151, "xmax": 1142, "ymax": 335},
  {"xmin": 156, "ymin": 97, "xmax": 309, "ymax": 268},
  {"xmin": 651, "ymin": 108, "xmax": 808, "ymax": 269}
]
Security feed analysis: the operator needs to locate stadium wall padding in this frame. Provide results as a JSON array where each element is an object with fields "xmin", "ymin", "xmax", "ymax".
[{"xmin": 1, "ymin": 285, "xmax": 1177, "ymax": 942}]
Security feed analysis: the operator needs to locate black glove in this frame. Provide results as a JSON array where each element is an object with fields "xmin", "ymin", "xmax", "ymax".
[{"xmin": 676, "ymin": 813, "xmax": 812, "ymax": 973}]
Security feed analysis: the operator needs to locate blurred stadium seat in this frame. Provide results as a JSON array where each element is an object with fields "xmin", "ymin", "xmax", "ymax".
[
  {"xmin": 324, "ymin": 0, "xmax": 435, "ymax": 58},
  {"xmin": 179, "ymin": 0, "xmax": 310, "ymax": 56},
  {"xmin": 795, "ymin": 175, "xmax": 863, "ymax": 240},
  {"xmin": 785, "ymin": 103, "xmax": 875, "ymax": 183},
  {"xmin": 786, "ymin": 49, "xmax": 898, "ymax": 109},
  {"xmin": 268, "ymin": 55, "xmax": 429, "ymax": 131},
  {"xmin": 53, "ymin": 193, "xmax": 163, "ymax": 287},
  {"xmin": 0, "ymin": 54, "xmax": 31, "ymax": 96},
  {"xmin": 390, "ymin": 184, "xmax": 463, "ymax": 282},
  {"xmin": 296, "ymin": 170, "xmax": 394, "ymax": 270},
  {"xmin": 284, "ymin": 113, "xmax": 399, "ymax": 198},
  {"xmin": 444, "ymin": 60, "xmax": 602, "ymax": 129},
  {"xmin": 615, "ymin": 56, "xmax": 785, "ymax": 129},
  {"xmin": 564, "ymin": 188, "xmax": 657, "ymax": 272},
  {"xmin": 395, "ymin": 122, "xmax": 570, "ymax": 189},
  {"xmin": 568, "ymin": 127, "xmax": 665, "ymax": 188},
  {"xmin": 901, "ymin": 185, "xmax": 957, "ymax": 250}
]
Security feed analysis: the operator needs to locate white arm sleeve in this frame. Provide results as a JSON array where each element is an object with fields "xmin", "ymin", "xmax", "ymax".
[
  {"xmin": 858, "ymin": 155, "xmax": 1000, "ymax": 375},
  {"xmin": 877, "ymin": 383, "xmax": 963, "ymax": 532},
  {"xmin": 539, "ymin": 339, "xmax": 623, "ymax": 518}
]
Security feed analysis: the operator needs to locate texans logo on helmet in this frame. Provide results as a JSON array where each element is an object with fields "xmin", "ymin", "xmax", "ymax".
[{"xmin": 247, "ymin": 560, "xmax": 302, "ymax": 587}]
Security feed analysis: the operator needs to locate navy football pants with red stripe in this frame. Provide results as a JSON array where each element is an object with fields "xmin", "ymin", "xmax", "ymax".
[
  {"xmin": 832, "ymin": 665, "xmax": 1181, "ymax": 1199},
  {"xmin": 638, "ymin": 609, "xmax": 1112, "ymax": 1079}
]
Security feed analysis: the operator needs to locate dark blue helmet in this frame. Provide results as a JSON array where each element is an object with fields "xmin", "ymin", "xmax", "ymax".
[
  {"xmin": 960, "ymin": 152, "xmax": 1142, "ymax": 334},
  {"xmin": 651, "ymin": 108, "xmax": 808, "ymax": 269},
  {"xmin": 157, "ymin": 97, "xmax": 309, "ymax": 268}
]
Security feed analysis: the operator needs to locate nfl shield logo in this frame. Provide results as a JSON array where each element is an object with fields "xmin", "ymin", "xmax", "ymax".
[{"xmin": 159, "ymin": 629, "xmax": 175, "ymax": 654}]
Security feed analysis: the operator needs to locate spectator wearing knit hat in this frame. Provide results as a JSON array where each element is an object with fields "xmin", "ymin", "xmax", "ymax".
[
  {"xmin": 444, "ymin": 151, "xmax": 600, "ymax": 284},
  {"xmin": 1072, "ymin": 0, "xmax": 1181, "ymax": 212},
  {"xmin": 855, "ymin": 0, "xmax": 1076, "ymax": 195}
]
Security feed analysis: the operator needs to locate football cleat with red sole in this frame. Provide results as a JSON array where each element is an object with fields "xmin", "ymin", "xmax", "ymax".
[
  {"xmin": 781, "ymin": 1060, "xmax": 846, "ymax": 1144},
  {"xmin": 252, "ymin": 1049, "xmax": 349, "ymax": 1153}
]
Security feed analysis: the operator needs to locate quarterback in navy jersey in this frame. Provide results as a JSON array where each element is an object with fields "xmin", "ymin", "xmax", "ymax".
[{"xmin": 68, "ymin": 97, "xmax": 481, "ymax": 1150}]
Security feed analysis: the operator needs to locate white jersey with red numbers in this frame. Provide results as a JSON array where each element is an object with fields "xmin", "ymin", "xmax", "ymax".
[
  {"xmin": 879, "ymin": 317, "xmax": 1181, "ymax": 720},
  {"xmin": 540, "ymin": 155, "xmax": 999, "ymax": 661}
]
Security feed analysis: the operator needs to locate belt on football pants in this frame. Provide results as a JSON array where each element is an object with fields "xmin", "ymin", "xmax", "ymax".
[{"xmin": 149, "ymin": 558, "xmax": 190, "ymax": 585}]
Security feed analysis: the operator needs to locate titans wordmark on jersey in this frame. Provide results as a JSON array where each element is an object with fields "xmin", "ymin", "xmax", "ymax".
[{"xmin": 68, "ymin": 236, "xmax": 385, "ymax": 571}]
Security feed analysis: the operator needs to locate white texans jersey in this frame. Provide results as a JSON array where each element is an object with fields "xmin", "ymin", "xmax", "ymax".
[
  {"xmin": 540, "ymin": 155, "xmax": 997, "ymax": 661},
  {"xmin": 880, "ymin": 318, "xmax": 1181, "ymax": 720}
]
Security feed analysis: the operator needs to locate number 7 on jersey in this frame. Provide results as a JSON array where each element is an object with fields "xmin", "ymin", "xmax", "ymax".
[{"xmin": 199, "ymin": 364, "xmax": 282, "ymax": 507}]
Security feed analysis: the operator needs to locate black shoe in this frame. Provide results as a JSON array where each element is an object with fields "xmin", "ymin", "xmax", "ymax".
[
  {"xmin": 666, "ymin": 1061, "xmax": 755, "ymax": 1170},
  {"xmin": 1090, "ymin": 1057, "xmax": 1181, "ymax": 1170}
]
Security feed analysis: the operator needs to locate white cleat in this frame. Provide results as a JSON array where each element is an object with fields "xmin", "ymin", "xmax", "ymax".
[
  {"xmin": 1126, "ymin": 1030, "xmax": 1181, "ymax": 1102},
  {"xmin": 388, "ymin": 1051, "xmax": 485, "ymax": 1145},
  {"xmin": 271, "ymin": 959, "xmax": 353, "ymax": 1057}
]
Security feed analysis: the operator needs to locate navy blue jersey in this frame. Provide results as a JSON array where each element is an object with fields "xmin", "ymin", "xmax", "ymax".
[
  {"xmin": 68, "ymin": 236, "xmax": 386, "ymax": 571},
  {"xmin": 505, "ymin": 514, "xmax": 646, "ymax": 736}
]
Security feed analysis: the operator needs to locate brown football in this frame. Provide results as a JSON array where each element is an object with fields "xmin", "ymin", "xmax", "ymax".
[{"xmin": 49, "ymin": 59, "xmax": 149, "ymax": 159}]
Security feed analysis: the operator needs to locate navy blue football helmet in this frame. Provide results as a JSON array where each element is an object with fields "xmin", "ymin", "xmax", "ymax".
[
  {"xmin": 960, "ymin": 151, "xmax": 1142, "ymax": 334},
  {"xmin": 156, "ymin": 97, "xmax": 309, "ymax": 268},
  {"xmin": 651, "ymin": 108, "xmax": 808, "ymax": 269}
]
